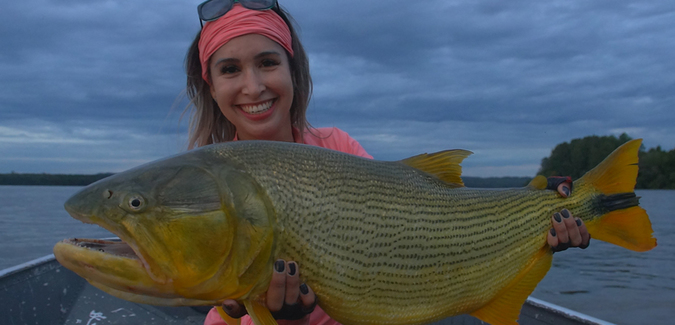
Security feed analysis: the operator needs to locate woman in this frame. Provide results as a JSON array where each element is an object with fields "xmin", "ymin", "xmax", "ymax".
[{"xmin": 184, "ymin": 1, "xmax": 590, "ymax": 324}]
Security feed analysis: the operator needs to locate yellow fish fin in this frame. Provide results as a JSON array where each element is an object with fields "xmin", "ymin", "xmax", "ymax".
[
  {"xmin": 585, "ymin": 206, "xmax": 656, "ymax": 251},
  {"xmin": 526, "ymin": 175, "xmax": 548, "ymax": 190},
  {"xmin": 470, "ymin": 247, "xmax": 552, "ymax": 325},
  {"xmin": 216, "ymin": 306, "xmax": 242, "ymax": 325},
  {"xmin": 577, "ymin": 139, "xmax": 641, "ymax": 195},
  {"xmin": 577, "ymin": 139, "xmax": 657, "ymax": 252},
  {"xmin": 243, "ymin": 300, "xmax": 277, "ymax": 325},
  {"xmin": 400, "ymin": 149, "xmax": 472, "ymax": 187}
]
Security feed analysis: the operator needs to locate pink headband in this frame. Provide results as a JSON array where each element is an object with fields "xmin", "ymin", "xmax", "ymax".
[{"xmin": 198, "ymin": 4, "xmax": 294, "ymax": 83}]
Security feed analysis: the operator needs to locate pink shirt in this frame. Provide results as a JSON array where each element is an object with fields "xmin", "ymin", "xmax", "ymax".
[{"xmin": 204, "ymin": 127, "xmax": 371, "ymax": 325}]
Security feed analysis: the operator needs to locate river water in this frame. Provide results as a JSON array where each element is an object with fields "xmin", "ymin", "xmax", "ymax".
[{"xmin": 0, "ymin": 186, "xmax": 672, "ymax": 324}]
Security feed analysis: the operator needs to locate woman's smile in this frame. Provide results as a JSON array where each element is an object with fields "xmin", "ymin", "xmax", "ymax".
[{"xmin": 238, "ymin": 98, "xmax": 275, "ymax": 115}]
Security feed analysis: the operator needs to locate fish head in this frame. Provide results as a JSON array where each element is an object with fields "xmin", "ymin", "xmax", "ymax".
[{"xmin": 54, "ymin": 147, "xmax": 278, "ymax": 305}]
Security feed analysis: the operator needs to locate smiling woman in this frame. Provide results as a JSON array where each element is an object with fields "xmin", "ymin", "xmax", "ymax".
[
  {"xmin": 183, "ymin": 2, "xmax": 373, "ymax": 324},
  {"xmin": 177, "ymin": 1, "xmax": 591, "ymax": 325}
]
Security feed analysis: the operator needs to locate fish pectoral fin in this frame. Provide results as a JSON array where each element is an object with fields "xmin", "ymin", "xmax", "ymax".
[
  {"xmin": 400, "ymin": 149, "xmax": 472, "ymax": 187},
  {"xmin": 470, "ymin": 247, "xmax": 552, "ymax": 325},
  {"xmin": 216, "ymin": 306, "xmax": 242, "ymax": 325},
  {"xmin": 526, "ymin": 175, "xmax": 548, "ymax": 190},
  {"xmin": 243, "ymin": 300, "xmax": 277, "ymax": 325}
]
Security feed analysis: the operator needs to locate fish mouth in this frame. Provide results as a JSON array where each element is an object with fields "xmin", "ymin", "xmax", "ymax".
[{"xmin": 61, "ymin": 238, "xmax": 140, "ymax": 260}]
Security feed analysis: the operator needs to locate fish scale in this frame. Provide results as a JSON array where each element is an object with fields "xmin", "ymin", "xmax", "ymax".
[{"xmin": 210, "ymin": 142, "xmax": 570, "ymax": 324}]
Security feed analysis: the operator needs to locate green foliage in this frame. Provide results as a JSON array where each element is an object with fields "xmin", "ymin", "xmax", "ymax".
[
  {"xmin": 637, "ymin": 146, "xmax": 675, "ymax": 189},
  {"xmin": 538, "ymin": 133, "xmax": 634, "ymax": 179},
  {"xmin": 538, "ymin": 133, "xmax": 675, "ymax": 189}
]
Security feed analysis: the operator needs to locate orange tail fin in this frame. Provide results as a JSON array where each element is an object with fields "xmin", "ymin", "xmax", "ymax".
[{"xmin": 576, "ymin": 139, "xmax": 656, "ymax": 252}]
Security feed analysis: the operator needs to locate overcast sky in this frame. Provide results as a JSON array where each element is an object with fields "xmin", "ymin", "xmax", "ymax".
[{"xmin": 1, "ymin": 0, "xmax": 673, "ymax": 177}]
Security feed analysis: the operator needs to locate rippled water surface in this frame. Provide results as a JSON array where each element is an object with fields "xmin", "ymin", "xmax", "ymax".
[{"xmin": 1, "ymin": 186, "xmax": 673, "ymax": 324}]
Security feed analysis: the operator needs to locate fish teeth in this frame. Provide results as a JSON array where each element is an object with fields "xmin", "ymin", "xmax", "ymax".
[{"xmin": 240, "ymin": 100, "xmax": 273, "ymax": 114}]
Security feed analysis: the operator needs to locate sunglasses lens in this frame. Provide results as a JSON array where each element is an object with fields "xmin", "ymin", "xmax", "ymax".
[
  {"xmin": 240, "ymin": 0, "xmax": 276, "ymax": 10},
  {"xmin": 200, "ymin": 0, "xmax": 233, "ymax": 21}
]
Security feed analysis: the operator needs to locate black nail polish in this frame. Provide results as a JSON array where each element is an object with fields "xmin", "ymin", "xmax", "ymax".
[
  {"xmin": 562, "ymin": 209, "xmax": 570, "ymax": 218},
  {"xmin": 576, "ymin": 218, "xmax": 582, "ymax": 226},
  {"xmin": 288, "ymin": 262, "xmax": 297, "ymax": 276},
  {"xmin": 554, "ymin": 213, "xmax": 562, "ymax": 223},
  {"xmin": 300, "ymin": 283, "xmax": 309, "ymax": 295},
  {"xmin": 550, "ymin": 228, "xmax": 556, "ymax": 236},
  {"xmin": 563, "ymin": 186, "xmax": 570, "ymax": 197},
  {"xmin": 275, "ymin": 260, "xmax": 285, "ymax": 273}
]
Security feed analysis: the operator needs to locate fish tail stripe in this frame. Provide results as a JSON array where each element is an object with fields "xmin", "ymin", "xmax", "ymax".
[{"xmin": 576, "ymin": 139, "xmax": 657, "ymax": 252}]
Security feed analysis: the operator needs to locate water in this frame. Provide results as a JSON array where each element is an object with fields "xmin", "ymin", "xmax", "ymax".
[
  {"xmin": 0, "ymin": 186, "xmax": 673, "ymax": 324},
  {"xmin": 0, "ymin": 186, "xmax": 113, "ymax": 269}
]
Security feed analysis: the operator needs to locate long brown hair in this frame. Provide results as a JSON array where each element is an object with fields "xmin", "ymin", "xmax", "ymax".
[{"xmin": 184, "ymin": 5, "xmax": 312, "ymax": 149}]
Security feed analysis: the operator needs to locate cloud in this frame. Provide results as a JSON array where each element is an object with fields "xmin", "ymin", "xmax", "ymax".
[{"xmin": 1, "ymin": 0, "xmax": 674, "ymax": 176}]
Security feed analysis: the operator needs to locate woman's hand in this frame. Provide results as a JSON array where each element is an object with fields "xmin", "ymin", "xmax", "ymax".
[
  {"xmin": 547, "ymin": 208, "xmax": 591, "ymax": 252},
  {"xmin": 220, "ymin": 260, "xmax": 317, "ymax": 320},
  {"xmin": 545, "ymin": 177, "xmax": 591, "ymax": 252}
]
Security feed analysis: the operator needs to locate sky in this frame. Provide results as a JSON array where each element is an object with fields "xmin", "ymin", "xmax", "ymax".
[{"xmin": 1, "ymin": 0, "xmax": 673, "ymax": 177}]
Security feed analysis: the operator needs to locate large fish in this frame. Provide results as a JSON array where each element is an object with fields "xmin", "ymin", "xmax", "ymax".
[{"xmin": 54, "ymin": 139, "xmax": 656, "ymax": 325}]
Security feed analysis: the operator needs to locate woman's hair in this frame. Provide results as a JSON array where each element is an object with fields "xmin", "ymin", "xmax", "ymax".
[{"xmin": 184, "ymin": 5, "xmax": 312, "ymax": 149}]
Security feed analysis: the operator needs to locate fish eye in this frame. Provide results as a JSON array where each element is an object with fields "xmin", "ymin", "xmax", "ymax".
[{"xmin": 128, "ymin": 196, "xmax": 145, "ymax": 210}]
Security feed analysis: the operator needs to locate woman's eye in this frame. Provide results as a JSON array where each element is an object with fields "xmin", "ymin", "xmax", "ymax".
[
  {"xmin": 220, "ymin": 65, "xmax": 239, "ymax": 74},
  {"xmin": 261, "ymin": 59, "xmax": 280, "ymax": 68}
]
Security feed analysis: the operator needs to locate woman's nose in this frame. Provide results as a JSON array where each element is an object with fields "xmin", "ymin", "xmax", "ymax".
[{"xmin": 241, "ymin": 68, "xmax": 265, "ymax": 96}]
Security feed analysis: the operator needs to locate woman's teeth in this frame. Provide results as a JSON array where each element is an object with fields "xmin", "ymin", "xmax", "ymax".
[{"xmin": 240, "ymin": 100, "xmax": 273, "ymax": 114}]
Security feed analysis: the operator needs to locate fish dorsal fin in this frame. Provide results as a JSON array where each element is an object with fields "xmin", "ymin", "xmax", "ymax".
[
  {"xmin": 470, "ymin": 247, "xmax": 553, "ymax": 325},
  {"xmin": 400, "ymin": 149, "xmax": 472, "ymax": 187},
  {"xmin": 527, "ymin": 175, "xmax": 548, "ymax": 190}
]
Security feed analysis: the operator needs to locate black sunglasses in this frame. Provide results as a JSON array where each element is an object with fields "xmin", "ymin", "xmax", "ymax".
[{"xmin": 198, "ymin": 0, "xmax": 278, "ymax": 27}]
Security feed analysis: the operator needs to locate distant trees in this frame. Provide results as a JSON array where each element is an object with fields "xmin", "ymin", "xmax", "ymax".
[
  {"xmin": 538, "ymin": 133, "xmax": 675, "ymax": 189},
  {"xmin": 637, "ymin": 146, "xmax": 675, "ymax": 189},
  {"xmin": 0, "ymin": 173, "xmax": 113, "ymax": 186}
]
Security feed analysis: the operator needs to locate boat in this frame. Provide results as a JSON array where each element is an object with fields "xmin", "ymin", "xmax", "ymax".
[{"xmin": 1, "ymin": 253, "xmax": 615, "ymax": 325}]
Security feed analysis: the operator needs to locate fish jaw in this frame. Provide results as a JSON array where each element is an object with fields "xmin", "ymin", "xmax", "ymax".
[{"xmin": 53, "ymin": 238, "xmax": 178, "ymax": 297}]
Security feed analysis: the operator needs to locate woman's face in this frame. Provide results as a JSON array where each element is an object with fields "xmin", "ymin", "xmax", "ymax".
[{"xmin": 209, "ymin": 34, "xmax": 294, "ymax": 141}]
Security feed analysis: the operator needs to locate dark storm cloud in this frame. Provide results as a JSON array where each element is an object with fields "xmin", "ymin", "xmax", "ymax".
[{"xmin": 1, "ymin": 0, "xmax": 674, "ymax": 175}]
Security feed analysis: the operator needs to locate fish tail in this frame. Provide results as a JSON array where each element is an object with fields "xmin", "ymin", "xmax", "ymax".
[{"xmin": 575, "ymin": 139, "xmax": 657, "ymax": 252}]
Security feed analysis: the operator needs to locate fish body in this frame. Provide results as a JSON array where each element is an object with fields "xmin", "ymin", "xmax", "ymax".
[{"xmin": 54, "ymin": 139, "xmax": 656, "ymax": 325}]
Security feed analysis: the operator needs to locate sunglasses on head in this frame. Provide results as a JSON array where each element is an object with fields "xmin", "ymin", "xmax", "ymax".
[{"xmin": 198, "ymin": 0, "xmax": 278, "ymax": 27}]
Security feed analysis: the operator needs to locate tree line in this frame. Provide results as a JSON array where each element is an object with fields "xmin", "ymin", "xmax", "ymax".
[
  {"xmin": 1, "ymin": 134, "xmax": 672, "ymax": 188},
  {"xmin": 538, "ymin": 133, "xmax": 675, "ymax": 189},
  {"xmin": 0, "ymin": 172, "xmax": 113, "ymax": 186}
]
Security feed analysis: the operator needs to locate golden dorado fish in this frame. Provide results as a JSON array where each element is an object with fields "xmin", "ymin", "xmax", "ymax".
[{"xmin": 54, "ymin": 139, "xmax": 656, "ymax": 325}]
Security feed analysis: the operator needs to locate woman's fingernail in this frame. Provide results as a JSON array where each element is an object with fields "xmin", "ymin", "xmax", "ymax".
[
  {"xmin": 300, "ymin": 283, "xmax": 309, "ymax": 295},
  {"xmin": 554, "ymin": 213, "xmax": 562, "ymax": 223},
  {"xmin": 223, "ymin": 303, "xmax": 233, "ymax": 311},
  {"xmin": 576, "ymin": 218, "xmax": 582, "ymax": 226},
  {"xmin": 550, "ymin": 228, "xmax": 556, "ymax": 236},
  {"xmin": 288, "ymin": 262, "xmax": 297, "ymax": 276},
  {"xmin": 275, "ymin": 260, "xmax": 285, "ymax": 273},
  {"xmin": 562, "ymin": 186, "xmax": 570, "ymax": 197},
  {"xmin": 562, "ymin": 209, "xmax": 571, "ymax": 218}
]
